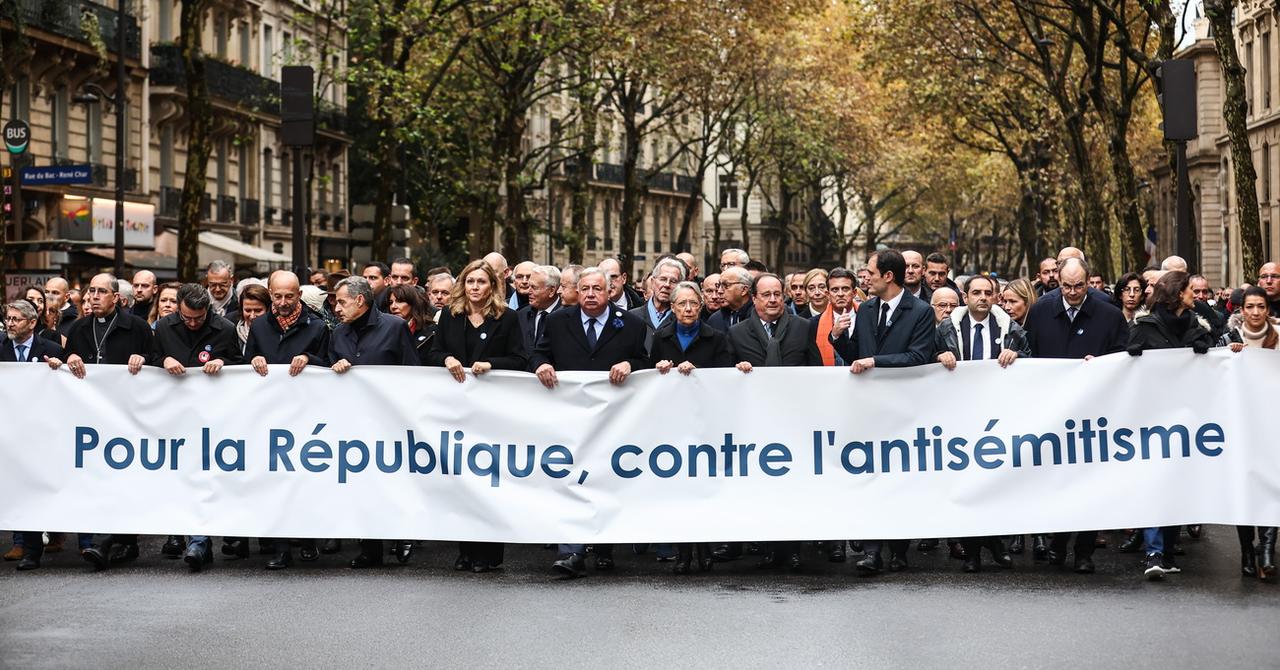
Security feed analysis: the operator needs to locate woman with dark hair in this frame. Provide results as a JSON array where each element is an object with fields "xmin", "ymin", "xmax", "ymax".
[
  {"xmin": 388, "ymin": 284, "xmax": 436, "ymax": 365},
  {"xmin": 1113, "ymin": 272, "xmax": 1147, "ymax": 324},
  {"xmin": 650, "ymin": 281, "xmax": 735, "ymax": 574},
  {"xmin": 1224, "ymin": 285, "xmax": 1278, "ymax": 580},
  {"xmin": 1127, "ymin": 271, "xmax": 1215, "ymax": 581},
  {"xmin": 23, "ymin": 286, "xmax": 63, "ymax": 345},
  {"xmin": 427, "ymin": 259, "xmax": 527, "ymax": 573},
  {"xmin": 149, "ymin": 282, "xmax": 182, "ymax": 326},
  {"xmin": 236, "ymin": 284, "xmax": 271, "ymax": 354}
]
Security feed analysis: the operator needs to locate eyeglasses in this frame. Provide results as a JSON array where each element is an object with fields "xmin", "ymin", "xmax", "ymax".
[
  {"xmin": 3, "ymin": 315, "xmax": 31, "ymax": 323},
  {"xmin": 932, "ymin": 302, "xmax": 959, "ymax": 309},
  {"xmin": 1259, "ymin": 274, "xmax": 1280, "ymax": 281}
]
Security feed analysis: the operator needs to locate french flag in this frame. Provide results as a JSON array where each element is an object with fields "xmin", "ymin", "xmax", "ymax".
[{"xmin": 1144, "ymin": 224, "xmax": 1158, "ymax": 262}]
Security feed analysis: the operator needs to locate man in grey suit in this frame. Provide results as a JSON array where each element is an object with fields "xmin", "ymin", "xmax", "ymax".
[
  {"xmin": 847, "ymin": 249, "xmax": 937, "ymax": 576},
  {"xmin": 629, "ymin": 257, "xmax": 685, "ymax": 354},
  {"xmin": 729, "ymin": 273, "xmax": 811, "ymax": 570}
]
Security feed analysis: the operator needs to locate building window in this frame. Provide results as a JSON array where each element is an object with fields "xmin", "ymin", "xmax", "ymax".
[
  {"xmin": 1245, "ymin": 41, "xmax": 1254, "ymax": 113},
  {"xmin": 1264, "ymin": 32, "xmax": 1273, "ymax": 109},
  {"xmin": 51, "ymin": 86, "xmax": 69, "ymax": 161},
  {"xmin": 215, "ymin": 13, "xmax": 229, "ymax": 59},
  {"xmin": 719, "ymin": 174, "xmax": 739, "ymax": 209},
  {"xmin": 281, "ymin": 151, "xmax": 291, "ymax": 215},
  {"xmin": 237, "ymin": 142, "xmax": 249, "ymax": 200},
  {"xmin": 331, "ymin": 56, "xmax": 341, "ymax": 105},
  {"xmin": 87, "ymin": 102, "xmax": 103, "ymax": 164},
  {"xmin": 652, "ymin": 203, "xmax": 661, "ymax": 250},
  {"xmin": 603, "ymin": 198, "xmax": 613, "ymax": 248},
  {"xmin": 331, "ymin": 163, "xmax": 341, "ymax": 218},
  {"xmin": 263, "ymin": 148, "xmax": 274, "ymax": 211},
  {"xmin": 217, "ymin": 139, "xmax": 228, "ymax": 198},
  {"xmin": 283, "ymin": 32, "xmax": 293, "ymax": 64},
  {"xmin": 1263, "ymin": 142, "xmax": 1272, "ymax": 204},
  {"xmin": 158, "ymin": 0, "xmax": 173, "ymax": 42},
  {"xmin": 317, "ymin": 162, "xmax": 328, "ymax": 213},
  {"xmin": 240, "ymin": 21, "xmax": 251, "ymax": 67},
  {"xmin": 262, "ymin": 25, "xmax": 274, "ymax": 78},
  {"xmin": 8, "ymin": 76, "xmax": 29, "ymax": 121},
  {"xmin": 159, "ymin": 125, "xmax": 173, "ymax": 187}
]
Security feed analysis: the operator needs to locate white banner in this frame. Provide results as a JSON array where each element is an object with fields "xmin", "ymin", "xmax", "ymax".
[{"xmin": 1, "ymin": 349, "xmax": 1278, "ymax": 542}]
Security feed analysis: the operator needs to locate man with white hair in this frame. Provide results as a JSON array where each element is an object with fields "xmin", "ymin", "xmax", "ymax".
[
  {"xmin": 517, "ymin": 265, "xmax": 563, "ymax": 353},
  {"xmin": 115, "ymin": 279, "xmax": 135, "ymax": 311},
  {"xmin": 630, "ymin": 257, "xmax": 685, "ymax": 353},
  {"xmin": 1160, "ymin": 255, "xmax": 1187, "ymax": 273},
  {"xmin": 427, "ymin": 273, "xmax": 454, "ymax": 310},
  {"xmin": 205, "ymin": 260, "xmax": 240, "ymax": 322},
  {"xmin": 508, "ymin": 260, "xmax": 537, "ymax": 309},
  {"xmin": 719, "ymin": 248, "xmax": 750, "ymax": 272}
]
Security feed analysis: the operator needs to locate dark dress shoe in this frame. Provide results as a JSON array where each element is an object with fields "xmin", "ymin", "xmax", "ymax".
[
  {"xmin": 266, "ymin": 552, "xmax": 292, "ymax": 570},
  {"xmin": 1008, "ymin": 536, "xmax": 1025, "ymax": 555},
  {"xmin": 1187, "ymin": 525, "xmax": 1203, "ymax": 539},
  {"xmin": 183, "ymin": 544, "xmax": 212, "ymax": 573},
  {"xmin": 962, "ymin": 557, "xmax": 980, "ymax": 573},
  {"xmin": 673, "ymin": 558, "xmax": 692, "ymax": 575},
  {"xmin": 829, "ymin": 541, "xmax": 846, "ymax": 563},
  {"xmin": 1031, "ymin": 536, "xmax": 1048, "ymax": 561},
  {"xmin": 81, "ymin": 546, "xmax": 108, "ymax": 571},
  {"xmin": 552, "ymin": 553, "xmax": 586, "ymax": 578},
  {"xmin": 221, "ymin": 539, "xmax": 250, "ymax": 559},
  {"xmin": 472, "ymin": 562, "xmax": 495, "ymax": 573},
  {"xmin": 756, "ymin": 552, "xmax": 779, "ymax": 569},
  {"xmin": 454, "ymin": 554, "xmax": 472, "ymax": 571},
  {"xmin": 1094, "ymin": 536, "xmax": 1108, "ymax": 549},
  {"xmin": 991, "ymin": 552, "xmax": 1014, "ymax": 568},
  {"xmin": 594, "ymin": 554, "xmax": 615, "ymax": 571},
  {"xmin": 855, "ymin": 552, "xmax": 883, "ymax": 575},
  {"xmin": 1118, "ymin": 531, "xmax": 1143, "ymax": 553},
  {"xmin": 108, "ymin": 543, "xmax": 139, "ymax": 565},
  {"xmin": 785, "ymin": 553, "xmax": 803, "ymax": 571},
  {"xmin": 849, "ymin": 541, "xmax": 863, "ymax": 554},
  {"xmin": 1074, "ymin": 558, "xmax": 1096, "ymax": 574},
  {"xmin": 1046, "ymin": 550, "xmax": 1066, "ymax": 566},
  {"xmin": 395, "ymin": 541, "xmax": 414, "ymax": 564},
  {"xmin": 319, "ymin": 539, "xmax": 342, "ymax": 554},
  {"xmin": 711, "ymin": 544, "xmax": 741, "ymax": 562},
  {"xmin": 17, "ymin": 556, "xmax": 40, "ymax": 571},
  {"xmin": 1241, "ymin": 547, "xmax": 1258, "ymax": 577},
  {"xmin": 948, "ymin": 542, "xmax": 966, "ymax": 561},
  {"xmin": 349, "ymin": 553, "xmax": 383, "ymax": 569},
  {"xmin": 888, "ymin": 553, "xmax": 909, "ymax": 572},
  {"xmin": 299, "ymin": 546, "xmax": 320, "ymax": 562},
  {"xmin": 917, "ymin": 538, "xmax": 939, "ymax": 551},
  {"xmin": 161, "ymin": 536, "xmax": 185, "ymax": 558}
]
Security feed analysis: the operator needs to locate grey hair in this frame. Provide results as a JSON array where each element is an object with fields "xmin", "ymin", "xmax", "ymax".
[
  {"xmin": 672, "ymin": 281, "xmax": 704, "ymax": 305},
  {"xmin": 653, "ymin": 257, "xmax": 687, "ymax": 281},
  {"xmin": 116, "ymin": 279, "xmax": 135, "ymax": 308},
  {"xmin": 1059, "ymin": 257, "xmax": 1090, "ymax": 278},
  {"xmin": 577, "ymin": 267, "xmax": 607, "ymax": 288},
  {"xmin": 207, "ymin": 260, "xmax": 233, "ymax": 276},
  {"xmin": 720, "ymin": 266, "xmax": 751, "ymax": 287},
  {"xmin": 721, "ymin": 247, "xmax": 750, "ymax": 264},
  {"xmin": 533, "ymin": 264, "xmax": 562, "ymax": 289},
  {"xmin": 6, "ymin": 300, "xmax": 37, "ymax": 320},
  {"xmin": 335, "ymin": 276, "xmax": 375, "ymax": 305}
]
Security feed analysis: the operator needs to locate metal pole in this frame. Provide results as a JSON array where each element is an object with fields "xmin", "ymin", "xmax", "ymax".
[
  {"xmin": 113, "ymin": 0, "xmax": 127, "ymax": 277},
  {"xmin": 291, "ymin": 146, "xmax": 306, "ymax": 276},
  {"xmin": 1174, "ymin": 140, "xmax": 1194, "ymax": 265}
]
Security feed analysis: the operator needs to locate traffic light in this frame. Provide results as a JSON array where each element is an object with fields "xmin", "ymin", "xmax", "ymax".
[{"xmin": 1154, "ymin": 60, "xmax": 1197, "ymax": 141}]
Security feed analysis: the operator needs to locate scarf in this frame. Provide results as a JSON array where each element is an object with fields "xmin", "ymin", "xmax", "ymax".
[
  {"xmin": 814, "ymin": 302, "xmax": 856, "ymax": 366},
  {"xmin": 209, "ymin": 289, "xmax": 234, "ymax": 318},
  {"xmin": 676, "ymin": 319, "xmax": 700, "ymax": 352},
  {"xmin": 275, "ymin": 305, "xmax": 302, "ymax": 332},
  {"xmin": 236, "ymin": 319, "xmax": 251, "ymax": 346}
]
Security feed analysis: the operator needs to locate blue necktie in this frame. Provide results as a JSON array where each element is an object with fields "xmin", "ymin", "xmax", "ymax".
[
  {"xmin": 16, "ymin": 344, "xmax": 27, "ymax": 362},
  {"xmin": 973, "ymin": 323, "xmax": 984, "ymax": 361},
  {"xmin": 586, "ymin": 318, "xmax": 598, "ymax": 350}
]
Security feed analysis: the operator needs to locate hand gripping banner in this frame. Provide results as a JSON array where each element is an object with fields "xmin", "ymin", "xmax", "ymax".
[{"xmin": 1, "ymin": 348, "xmax": 1278, "ymax": 542}]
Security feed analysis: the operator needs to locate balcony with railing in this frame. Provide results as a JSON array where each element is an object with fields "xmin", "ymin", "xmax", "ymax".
[
  {"xmin": 240, "ymin": 198, "xmax": 260, "ymax": 226},
  {"xmin": 14, "ymin": 0, "xmax": 142, "ymax": 60},
  {"xmin": 150, "ymin": 44, "xmax": 277, "ymax": 116},
  {"xmin": 216, "ymin": 195, "xmax": 237, "ymax": 223}
]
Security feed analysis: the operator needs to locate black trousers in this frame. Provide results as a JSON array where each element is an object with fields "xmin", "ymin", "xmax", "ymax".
[
  {"xmin": 1049, "ymin": 531, "xmax": 1097, "ymax": 559},
  {"xmin": 862, "ymin": 539, "xmax": 909, "ymax": 556}
]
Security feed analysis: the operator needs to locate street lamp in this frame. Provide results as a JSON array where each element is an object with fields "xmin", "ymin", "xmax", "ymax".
[{"xmin": 71, "ymin": 2, "xmax": 128, "ymax": 277}]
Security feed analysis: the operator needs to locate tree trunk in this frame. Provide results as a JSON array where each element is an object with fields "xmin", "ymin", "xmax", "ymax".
[
  {"xmin": 618, "ymin": 110, "xmax": 643, "ymax": 279},
  {"xmin": 1208, "ymin": 0, "xmax": 1265, "ymax": 280},
  {"xmin": 502, "ymin": 111, "xmax": 529, "ymax": 260},
  {"xmin": 177, "ymin": 0, "xmax": 211, "ymax": 282},
  {"xmin": 567, "ymin": 57, "xmax": 596, "ymax": 264},
  {"xmin": 372, "ymin": 133, "xmax": 398, "ymax": 261}
]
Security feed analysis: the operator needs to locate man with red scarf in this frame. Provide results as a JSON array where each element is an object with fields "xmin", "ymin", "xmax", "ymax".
[{"xmin": 808, "ymin": 267, "xmax": 859, "ymax": 366}]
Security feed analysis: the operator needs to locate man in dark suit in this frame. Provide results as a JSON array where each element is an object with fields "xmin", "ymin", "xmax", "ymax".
[
  {"xmin": 4, "ymin": 300, "xmax": 67, "ymax": 570},
  {"xmin": 847, "ymin": 249, "xmax": 936, "ymax": 576},
  {"xmin": 706, "ymin": 267, "xmax": 755, "ymax": 332},
  {"xmin": 629, "ymin": 258, "xmax": 684, "ymax": 354},
  {"xmin": 516, "ymin": 265, "xmax": 563, "ymax": 354},
  {"xmin": 1022, "ymin": 257, "xmax": 1126, "ymax": 574},
  {"xmin": 327, "ymin": 276, "xmax": 419, "ymax": 569},
  {"xmin": 599, "ymin": 257, "xmax": 644, "ymax": 311},
  {"xmin": 726, "ymin": 273, "xmax": 811, "ymax": 571},
  {"xmin": 246, "ymin": 271, "xmax": 331, "ymax": 570},
  {"xmin": 531, "ymin": 267, "xmax": 649, "ymax": 578},
  {"xmin": 902, "ymin": 250, "xmax": 932, "ymax": 302},
  {"xmin": 51, "ymin": 274, "xmax": 152, "ymax": 571}
]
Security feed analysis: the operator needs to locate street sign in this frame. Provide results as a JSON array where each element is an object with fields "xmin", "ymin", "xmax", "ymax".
[
  {"xmin": 4, "ymin": 119, "xmax": 30, "ymax": 154},
  {"xmin": 21, "ymin": 164, "xmax": 93, "ymax": 185}
]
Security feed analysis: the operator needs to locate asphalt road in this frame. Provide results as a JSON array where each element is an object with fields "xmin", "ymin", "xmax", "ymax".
[{"xmin": 1, "ymin": 527, "xmax": 1277, "ymax": 669}]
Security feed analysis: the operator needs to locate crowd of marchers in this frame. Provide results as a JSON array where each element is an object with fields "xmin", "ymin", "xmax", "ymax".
[{"xmin": 2, "ymin": 245, "xmax": 1277, "ymax": 583}]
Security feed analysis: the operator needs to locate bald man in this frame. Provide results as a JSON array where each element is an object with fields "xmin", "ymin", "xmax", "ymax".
[
  {"xmin": 1260, "ymin": 262, "xmax": 1280, "ymax": 317},
  {"xmin": 130, "ymin": 270, "xmax": 158, "ymax": 319},
  {"xmin": 902, "ymin": 250, "xmax": 931, "ymax": 301},
  {"xmin": 508, "ymin": 260, "xmax": 536, "ymax": 309},
  {"xmin": 599, "ymin": 257, "xmax": 644, "ymax": 310},
  {"xmin": 676, "ymin": 252, "xmax": 700, "ymax": 282},
  {"xmin": 929, "ymin": 287, "xmax": 960, "ymax": 325},
  {"xmin": 1160, "ymin": 255, "xmax": 1187, "ymax": 273},
  {"xmin": 45, "ymin": 277, "xmax": 79, "ymax": 323}
]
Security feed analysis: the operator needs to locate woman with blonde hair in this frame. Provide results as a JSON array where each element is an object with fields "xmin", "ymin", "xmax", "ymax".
[
  {"xmin": 427, "ymin": 259, "xmax": 528, "ymax": 573},
  {"xmin": 1000, "ymin": 277, "xmax": 1035, "ymax": 327}
]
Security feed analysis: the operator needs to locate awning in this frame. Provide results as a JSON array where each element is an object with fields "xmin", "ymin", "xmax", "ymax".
[
  {"xmin": 198, "ymin": 231, "xmax": 292, "ymax": 264},
  {"xmin": 83, "ymin": 247, "xmax": 178, "ymax": 271}
]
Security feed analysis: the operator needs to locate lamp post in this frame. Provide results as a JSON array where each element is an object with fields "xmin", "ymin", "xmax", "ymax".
[{"xmin": 73, "ymin": 2, "xmax": 128, "ymax": 277}]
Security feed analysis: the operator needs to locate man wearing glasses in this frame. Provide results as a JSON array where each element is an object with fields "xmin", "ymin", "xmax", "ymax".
[
  {"xmin": 205, "ymin": 260, "xmax": 240, "ymax": 322},
  {"xmin": 3, "ymin": 300, "xmax": 67, "ymax": 571},
  {"xmin": 46, "ymin": 274, "xmax": 153, "ymax": 570},
  {"xmin": 1022, "ymin": 258, "xmax": 1127, "ymax": 574},
  {"xmin": 629, "ymin": 258, "xmax": 685, "ymax": 354},
  {"xmin": 719, "ymin": 248, "xmax": 749, "ymax": 272},
  {"xmin": 1258, "ymin": 262, "xmax": 1280, "ymax": 317},
  {"xmin": 152, "ymin": 283, "xmax": 243, "ymax": 572},
  {"xmin": 706, "ymin": 267, "xmax": 755, "ymax": 332}
]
